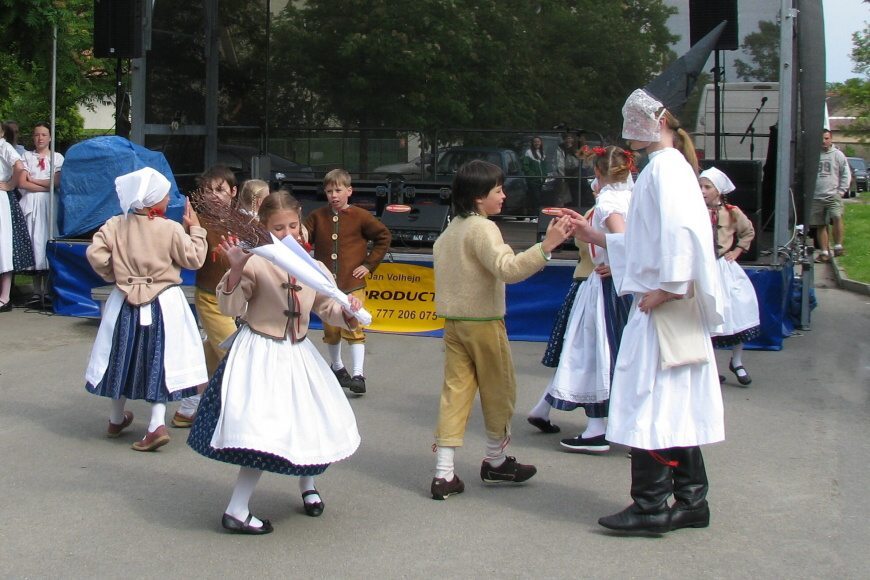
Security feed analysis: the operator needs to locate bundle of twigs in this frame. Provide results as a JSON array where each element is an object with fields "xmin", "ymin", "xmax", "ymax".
[{"xmin": 190, "ymin": 188, "xmax": 271, "ymax": 248}]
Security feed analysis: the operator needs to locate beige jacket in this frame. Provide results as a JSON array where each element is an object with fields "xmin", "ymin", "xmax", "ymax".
[
  {"xmin": 217, "ymin": 255, "xmax": 358, "ymax": 341},
  {"xmin": 433, "ymin": 215, "xmax": 548, "ymax": 320},
  {"xmin": 87, "ymin": 214, "xmax": 207, "ymax": 305},
  {"xmin": 714, "ymin": 204, "xmax": 755, "ymax": 258}
]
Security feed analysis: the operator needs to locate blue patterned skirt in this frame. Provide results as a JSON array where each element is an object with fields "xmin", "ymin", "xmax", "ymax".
[
  {"xmin": 85, "ymin": 300, "xmax": 197, "ymax": 402},
  {"xmin": 2, "ymin": 190, "xmax": 35, "ymax": 273},
  {"xmin": 541, "ymin": 279, "xmax": 583, "ymax": 367},
  {"xmin": 545, "ymin": 276, "xmax": 632, "ymax": 418},
  {"xmin": 187, "ymin": 356, "xmax": 329, "ymax": 477}
]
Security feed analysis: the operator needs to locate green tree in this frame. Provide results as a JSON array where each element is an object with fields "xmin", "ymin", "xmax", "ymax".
[
  {"xmin": 734, "ymin": 20, "xmax": 780, "ymax": 82},
  {"xmin": 837, "ymin": 23, "xmax": 870, "ymax": 139},
  {"xmin": 270, "ymin": 0, "xmax": 676, "ymax": 143},
  {"xmin": 0, "ymin": 0, "xmax": 116, "ymax": 148}
]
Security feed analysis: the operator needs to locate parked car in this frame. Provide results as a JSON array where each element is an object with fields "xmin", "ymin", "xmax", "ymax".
[
  {"xmin": 846, "ymin": 156, "xmax": 867, "ymax": 194},
  {"xmin": 433, "ymin": 146, "xmax": 531, "ymax": 215},
  {"xmin": 217, "ymin": 144, "xmax": 315, "ymax": 183},
  {"xmin": 370, "ymin": 151, "xmax": 437, "ymax": 181}
]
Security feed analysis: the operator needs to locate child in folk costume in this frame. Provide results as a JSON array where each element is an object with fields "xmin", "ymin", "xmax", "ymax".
[
  {"xmin": 699, "ymin": 167, "xmax": 761, "ymax": 386},
  {"xmin": 238, "ymin": 179, "xmax": 269, "ymax": 217},
  {"xmin": 429, "ymin": 160, "xmax": 575, "ymax": 501},
  {"xmin": 84, "ymin": 168, "xmax": 208, "ymax": 451},
  {"xmin": 574, "ymin": 88, "xmax": 725, "ymax": 533},
  {"xmin": 527, "ymin": 147, "xmax": 634, "ymax": 453},
  {"xmin": 0, "ymin": 133, "xmax": 34, "ymax": 312},
  {"xmin": 528, "ymin": 208, "xmax": 594, "ymax": 435},
  {"xmin": 188, "ymin": 191, "xmax": 361, "ymax": 535}
]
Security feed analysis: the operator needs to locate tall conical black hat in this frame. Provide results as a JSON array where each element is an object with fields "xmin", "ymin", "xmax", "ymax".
[{"xmin": 644, "ymin": 21, "xmax": 727, "ymax": 116}]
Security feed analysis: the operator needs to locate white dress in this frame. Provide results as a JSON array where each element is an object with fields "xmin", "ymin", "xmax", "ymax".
[
  {"xmin": 545, "ymin": 184, "xmax": 632, "ymax": 406},
  {"xmin": 604, "ymin": 148, "xmax": 725, "ymax": 450},
  {"xmin": 714, "ymin": 257, "xmax": 760, "ymax": 338},
  {"xmin": 20, "ymin": 150, "xmax": 64, "ymax": 270}
]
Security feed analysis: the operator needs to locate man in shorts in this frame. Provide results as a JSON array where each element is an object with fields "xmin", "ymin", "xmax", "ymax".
[{"xmin": 811, "ymin": 130, "xmax": 850, "ymax": 262}]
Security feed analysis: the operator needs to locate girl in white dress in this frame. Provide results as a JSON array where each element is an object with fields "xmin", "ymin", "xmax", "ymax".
[
  {"xmin": 20, "ymin": 122, "xmax": 64, "ymax": 304},
  {"xmin": 699, "ymin": 167, "xmax": 761, "ymax": 386},
  {"xmin": 188, "ymin": 191, "xmax": 362, "ymax": 535},
  {"xmin": 527, "ymin": 147, "xmax": 633, "ymax": 453}
]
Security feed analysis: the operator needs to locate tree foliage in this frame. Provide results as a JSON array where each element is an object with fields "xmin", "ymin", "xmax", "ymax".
[
  {"xmin": 734, "ymin": 20, "xmax": 780, "ymax": 82},
  {"xmin": 0, "ymin": 0, "xmax": 116, "ymax": 147},
  {"xmin": 836, "ymin": 23, "xmax": 870, "ymax": 139}
]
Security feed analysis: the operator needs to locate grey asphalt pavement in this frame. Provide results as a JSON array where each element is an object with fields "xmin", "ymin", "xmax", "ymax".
[{"xmin": 1, "ymin": 284, "xmax": 868, "ymax": 579}]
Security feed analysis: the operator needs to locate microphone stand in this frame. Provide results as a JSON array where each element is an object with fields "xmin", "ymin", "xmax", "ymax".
[{"xmin": 740, "ymin": 98, "xmax": 768, "ymax": 161}]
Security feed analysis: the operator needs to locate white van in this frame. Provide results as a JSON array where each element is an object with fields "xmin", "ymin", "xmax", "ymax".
[{"xmin": 693, "ymin": 82, "xmax": 779, "ymax": 162}]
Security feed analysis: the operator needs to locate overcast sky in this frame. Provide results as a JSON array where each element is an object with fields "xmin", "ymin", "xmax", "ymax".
[{"xmin": 824, "ymin": 0, "xmax": 867, "ymax": 82}]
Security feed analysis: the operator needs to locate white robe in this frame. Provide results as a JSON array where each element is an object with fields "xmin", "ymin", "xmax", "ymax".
[
  {"xmin": 604, "ymin": 148, "xmax": 725, "ymax": 450},
  {"xmin": 20, "ymin": 151, "xmax": 64, "ymax": 270}
]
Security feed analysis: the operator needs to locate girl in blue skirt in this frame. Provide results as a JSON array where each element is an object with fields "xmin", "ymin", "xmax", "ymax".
[
  {"xmin": 188, "ymin": 191, "xmax": 361, "ymax": 535},
  {"xmin": 84, "ymin": 168, "xmax": 208, "ymax": 451}
]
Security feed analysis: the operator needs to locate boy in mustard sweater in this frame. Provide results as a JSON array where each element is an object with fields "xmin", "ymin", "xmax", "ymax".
[{"xmin": 430, "ymin": 159, "xmax": 576, "ymax": 500}]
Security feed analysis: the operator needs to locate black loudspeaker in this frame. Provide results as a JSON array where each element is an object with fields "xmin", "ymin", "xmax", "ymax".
[
  {"xmin": 380, "ymin": 205, "xmax": 449, "ymax": 244},
  {"xmin": 689, "ymin": 0, "xmax": 738, "ymax": 51},
  {"xmin": 94, "ymin": 0, "xmax": 145, "ymax": 59},
  {"xmin": 701, "ymin": 160, "xmax": 763, "ymax": 213}
]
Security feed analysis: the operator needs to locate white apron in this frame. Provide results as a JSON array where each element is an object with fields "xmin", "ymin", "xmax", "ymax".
[
  {"xmin": 713, "ymin": 258, "xmax": 760, "ymax": 336},
  {"xmin": 0, "ymin": 191, "xmax": 13, "ymax": 272},
  {"xmin": 85, "ymin": 286, "xmax": 208, "ymax": 392},
  {"xmin": 210, "ymin": 325, "xmax": 361, "ymax": 466}
]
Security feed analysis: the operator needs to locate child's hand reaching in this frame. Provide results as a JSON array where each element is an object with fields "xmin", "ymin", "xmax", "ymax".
[
  {"xmin": 346, "ymin": 293, "xmax": 362, "ymax": 312},
  {"xmin": 183, "ymin": 199, "xmax": 200, "ymax": 230},
  {"xmin": 219, "ymin": 235, "xmax": 254, "ymax": 269}
]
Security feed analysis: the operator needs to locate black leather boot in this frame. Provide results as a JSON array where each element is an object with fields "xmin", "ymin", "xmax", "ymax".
[
  {"xmin": 669, "ymin": 446, "xmax": 710, "ymax": 530},
  {"xmin": 598, "ymin": 448, "xmax": 673, "ymax": 533}
]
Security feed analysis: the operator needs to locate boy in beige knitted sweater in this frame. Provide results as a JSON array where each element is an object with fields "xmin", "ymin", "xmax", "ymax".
[{"xmin": 430, "ymin": 159, "xmax": 576, "ymax": 500}]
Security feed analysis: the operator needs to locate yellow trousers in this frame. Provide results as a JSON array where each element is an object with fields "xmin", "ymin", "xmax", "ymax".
[
  {"xmin": 321, "ymin": 289, "xmax": 366, "ymax": 345},
  {"xmin": 195, "ymin": 289, "xmax": 237, "ymax": 377},
  {"xmin": 435, "ymin": 319, "xmax": 516, "ymax": 447}
]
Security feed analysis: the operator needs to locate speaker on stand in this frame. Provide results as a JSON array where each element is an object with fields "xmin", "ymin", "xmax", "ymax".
[
  {"xmin": 380, "ymin": 205, "xmax": 450, "ymax": 245},
  {"xmin": 94, "ymin": 0, "xmax": 145, "ymax": 59}
]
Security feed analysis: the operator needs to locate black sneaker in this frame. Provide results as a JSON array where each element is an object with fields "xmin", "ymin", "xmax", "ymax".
[
  {"xmin": 480, "ymin": 456, "xmax": 537, "ymax": 484},
  {"xmin": 560, "ymin": 434, "xmax": 610, "ymax": 453},
  {"xmin": 332, "ymin": 367, "xmax": 353, "ymax": 389},
  {"xmin": 349, "ymin": 375, "xmax": 366, "ymax": 394},
  {"xmin": 430, "ymin": 475, "xmax": 465, "ymax": 500}
]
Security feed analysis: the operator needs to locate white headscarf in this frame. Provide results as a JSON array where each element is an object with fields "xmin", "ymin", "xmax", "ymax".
[
  {"xmin": 621, "ymin": 89, "xmax": 666, "ymax": 142},
  {"xmin": 699, "ymin": 166, "xmax": 736, "ymax": 195},
  {"xmin": 116, "ymin": 167, "xmax": 171, "ymax": 215}
]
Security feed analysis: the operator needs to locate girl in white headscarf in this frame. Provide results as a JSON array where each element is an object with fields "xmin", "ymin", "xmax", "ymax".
[
  {"xmin": 84, "ymin": 168, "xmax": 209, "ymax": 452},
  {"xmin": 699, "ymin": 167, "xmax": 760, "ymax": 386}
]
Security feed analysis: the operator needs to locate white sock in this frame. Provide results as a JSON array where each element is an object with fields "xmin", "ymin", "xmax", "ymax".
[
  {"xmin": 148, "ymin": 403, "xmax": 166, "ymax": 432},
  {"xmin": 582, "ymin": 417, "xmax": 606, "ymax": 439},
  {"xmin": 178, "ymin": 394, "xmax": 200, "ymax": 417},
  {"xmin": 833, "ymin": 244, "xmax": 843, "ymax": 250},
  {"xmin": 299, "ymin": 476, "xmax": 321, "ymax": 504},
  {"xmin": 435, "ymin": 446, "xmax": 456, "ymax": 480},
  {"xmin": 109, "ymin": 397, "xmax": 127, "ymax": 425},
  {"xmin": 349, "ymin": 343, "xmax": 365, "ymax": 376},
  {"xmin": 485, "ymin": 436, "xmax": 508, "ymax": 467},
  {"xmin": 226, "ymin": 467, "xmax": 264, "ymax": 526},
  {"xmin": 528, "ymin": 392, "xmax": 551, "ymax": 420},
  {"xmin": 328, "ymin": 343, "xmax": 343, "ymax": 370}
]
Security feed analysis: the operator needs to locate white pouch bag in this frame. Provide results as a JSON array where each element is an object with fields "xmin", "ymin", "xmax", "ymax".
[{"xmin": 652, "ymin": 296, "xmax": 709, "ymax": 370}]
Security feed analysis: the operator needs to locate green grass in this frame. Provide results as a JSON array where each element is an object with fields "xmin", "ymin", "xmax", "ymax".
[{"xmin": 839, "ymin": 191, "xmax": 870, "ymax": 283}]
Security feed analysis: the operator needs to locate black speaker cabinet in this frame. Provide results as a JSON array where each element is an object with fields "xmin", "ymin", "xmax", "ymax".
[
  {"xmin": 94, "ymin": 0, "xmax": 145, "ymax": 59},
  {"xmin": 689, "ymin": 0, "xmax": 738, "ymax": 51},
  {"xmin": 380, "ymin": 205, "xmax": 449, "ymax": 244},
  {"xmin": 701, "ymin": 159, "xmax": 763, "ymax": 213}
]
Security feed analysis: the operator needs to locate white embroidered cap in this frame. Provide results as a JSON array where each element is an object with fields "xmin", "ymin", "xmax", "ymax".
[
  {"xmin": 621, "ymin": 89, "xmax": 665, "ymax": 142},
  {"xmin": 699, "ymin": 166, "xmax": 736, "ymax": 195},
  {"xmin": 116, "ymin": 167, "xmax": 171, "ymax": 215}
]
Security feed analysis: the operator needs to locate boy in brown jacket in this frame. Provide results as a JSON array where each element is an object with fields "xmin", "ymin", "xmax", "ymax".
[{"xmin": 304, "ymin": 169, "xmax": 391, "ymax": 394}]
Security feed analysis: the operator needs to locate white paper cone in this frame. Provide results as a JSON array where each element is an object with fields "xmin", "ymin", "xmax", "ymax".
[{"xmin": 249, "ymin": 235, "xmax": 372, "ymax": 325}]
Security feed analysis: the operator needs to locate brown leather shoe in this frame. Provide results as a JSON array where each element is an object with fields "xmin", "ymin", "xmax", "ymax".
[
  {"xmin": 131, "ymin": 425, "xmax": 170, "ymax": 451},
  {"xmin": 107, "ymin": 411, "xmax": 134, "ymax": 438},
  {"xmin": 431, "ymin": 475, "xmax": 465, "ymax": 500},
  {"xmin": 170, "ymin": 410, "xmax": 195, "ymax": 428}
]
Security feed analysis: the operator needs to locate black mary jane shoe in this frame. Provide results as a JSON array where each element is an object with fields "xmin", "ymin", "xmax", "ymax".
[
  {"xmin": 221, "ymin": 512, "xmax": 274, "ymax": 535},
  {"xmin": 302, "ymin": 490, "xmax": 325, "ymax": 517},
  {"xmin": 0, "ymin": 300, "xmax": 12, "ymax": 313},
  {"xmin": 527, "ymin": 416, "xmax": 560, "ymax": 434},
  {"xmin": 728, "ymin": 360, "xmax": 752, "ymax": 386}
]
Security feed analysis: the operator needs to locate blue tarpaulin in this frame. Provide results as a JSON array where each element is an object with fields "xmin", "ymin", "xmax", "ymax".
[{"xmin": 58, "ymin": 136, "xmax": 186, "ymax": 237}]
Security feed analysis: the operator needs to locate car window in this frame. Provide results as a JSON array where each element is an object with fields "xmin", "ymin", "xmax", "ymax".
[{"xmin": 848, "ymin": 158, "xmax": 866, "ymax": 170}]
